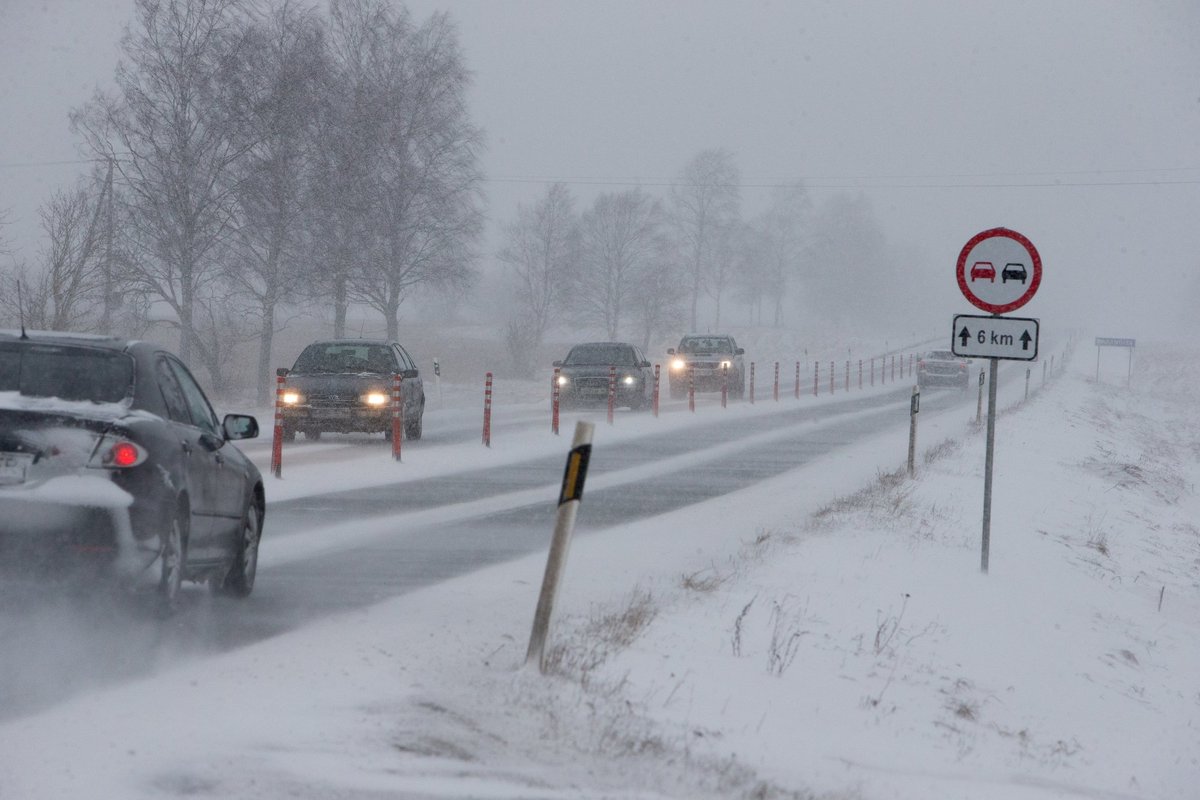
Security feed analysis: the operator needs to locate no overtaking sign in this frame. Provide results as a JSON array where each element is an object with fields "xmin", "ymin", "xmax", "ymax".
[{"xmin": 956, "ymin": 228, "xmax": 1042, "ymax": 314}]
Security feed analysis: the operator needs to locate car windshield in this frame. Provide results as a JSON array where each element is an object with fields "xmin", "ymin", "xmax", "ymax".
[
  {"xmin": 679, "ymin": 337, "xmax": 732, "ymax": 354},
  {"xmin": 0, "ymin": 344, "xmax": 134, "ymax": 403},
  {"xmin": 925, "ymin": 351, "xmax": 957, "ymax": 361},
  {"xmin": 293, "ymin": 343, "xmax": 396, "ymax": 374},
  {"xmin": 563, "ymin": 344, "xmax": 635, "ymax": 366}
]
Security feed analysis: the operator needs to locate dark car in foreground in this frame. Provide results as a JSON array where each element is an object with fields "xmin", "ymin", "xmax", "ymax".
[
  {"xmin": 0, "ymin": 331, "xmax": 263, "ymax": 610},
  {"xmin": 278, "ymin": 339, "xmax": 425, "ymax": 441},
  {"xmin": 553, "ymin": 342, "xmax": 655, "ymax": 410},
  {"xmin": 917, "ymin": 349, "xmax": 971, "ymax": 389},
  {"xmin": 667, "ymin": 334, "xmax": 745, "ymax": 398}
]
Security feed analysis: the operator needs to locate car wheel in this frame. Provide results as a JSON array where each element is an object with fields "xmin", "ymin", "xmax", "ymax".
[
  {"xmin": 158, "ymin": 511, "xmax": 186, "ymax": 615},
  {"xmin": 217, "ymin": 502, "xmax": 261, "ymax": 598},
  {"xmin": 404, "ymin": 403, "xmax": 424, "ymax": 440},
  {"xmin": 303, "ymin": 428, "xmax": 322, "ymax": 441}
]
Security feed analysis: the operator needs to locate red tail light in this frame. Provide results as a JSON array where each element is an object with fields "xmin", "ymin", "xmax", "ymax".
[{"xmin": 89, "ymin": 436, "xmax": 148, "ymax": 469}]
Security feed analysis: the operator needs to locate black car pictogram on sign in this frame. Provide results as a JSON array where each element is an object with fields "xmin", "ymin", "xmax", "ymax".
[{"xmin": 1001, "ymin": 262, "xmax": 1027, "ymax": 284}]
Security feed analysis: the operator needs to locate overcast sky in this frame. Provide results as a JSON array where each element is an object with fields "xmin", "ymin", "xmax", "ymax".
[{"xmin": 3, "ymin": 0, "xmax": 1199, "ymax": 338}]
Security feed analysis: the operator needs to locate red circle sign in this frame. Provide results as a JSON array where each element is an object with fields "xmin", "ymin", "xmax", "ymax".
[{"xmin": 956, "ymin": 228, "xmax": 1042, "ymax": 314}]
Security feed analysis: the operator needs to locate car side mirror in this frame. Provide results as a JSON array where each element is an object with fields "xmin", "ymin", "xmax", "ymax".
[
  {"xmin": 641, "ymin": 360, "xmax": 651, "ymax": 368},
  {"xmin": 552, "ymin": 360, "xmax": 563, "ymax": 367},
  {"xmin": 404, "ymin": 368, "xmax": 419, "ymax": 379},
  {"xmin": 666, "ymin": 348, "xmax": 675, "ymax": 355},
  {"xmin": 735, "ymin": 348, "xmax": 745, "ymax": 355},
  {"xmin": 223, "ymin": 413, "xmax": 259, "ymax": 441},
  {"xmin": 275, "ymin": 367, "xmax": 290, "ymax": 377}
]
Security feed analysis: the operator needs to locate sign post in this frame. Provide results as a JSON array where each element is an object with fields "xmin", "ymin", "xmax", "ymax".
[{"xmin": 955, "ymin": 227, "xmax": 1043, "ymax": 574}]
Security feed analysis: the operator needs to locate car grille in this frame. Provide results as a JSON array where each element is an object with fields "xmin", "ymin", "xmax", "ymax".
[{"xmin": 574, "ymin": 377, "xmax": 611, "ymax": 391}]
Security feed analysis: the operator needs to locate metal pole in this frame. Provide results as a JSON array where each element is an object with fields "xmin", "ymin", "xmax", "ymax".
[
  {"xmin": 981, "ymin": 358, "xmax": 999, "ymax": 574},
  {"xmin": 526, "ymin": 421, "xmax": 595, "ymax": 672}
]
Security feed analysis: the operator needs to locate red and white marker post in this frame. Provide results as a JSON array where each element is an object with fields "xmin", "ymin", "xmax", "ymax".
[
  {"xmin": 845, "ymin": 360, "xmax": 850, "ymax": 393},
  {"xmin": 859, "ymin": 359, "xmax": 863, "ymax": 390},
  {"xmin": 794, "ymin": 362, "xmax": 801, "ymax": 399},
  {"xmin": 270, "ymin": 372, "xmax": 285, "ymax": 479},
  {"xmin": 551, "ymin": 368, "xmax": 561, "ymax": 435},
  {"xmin": 812, "ymin": 361, "xmax": 819, "ymax": 396},
  {"xmin": 829, "ymin": 361, "xmax": 835, "ymax": 395},
  {"xmin": 606, "ymin": 366, "xmax": 616, "ymax": 425},
  {"xmin": 652, "ymin": 364, "xmax": 660, "ymax": 418},
  {"xmin": 773, "ymin": 362, "xmax": 780, "ymax": 402},
  {"xmin": 721, "ymin": 364, "xmax": 728, "ymax": 408},
  {"xmin": 749, "ymin": 362, "xmax": 756, "ymax": 404},
  {"xmin": 482, "ymin": 372, "xmax": 493, "ymax": 447},
  {"xmin": 688, "ymin": 364, "xmax": 695, "ymax": 412},
  {"xmin": 391, "ymin": 373, "xmax": 404, "ymax": 461}
]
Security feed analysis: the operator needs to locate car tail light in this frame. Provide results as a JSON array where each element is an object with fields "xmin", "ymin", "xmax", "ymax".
[{"xmin": 89, "ymin": 436, "xmax": 148, "ymax": 469}]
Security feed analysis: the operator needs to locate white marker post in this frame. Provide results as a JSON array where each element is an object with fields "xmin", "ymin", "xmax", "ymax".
[{"xmin": 526, "ymin": 420, "xmax": 595, "ymax": 673}]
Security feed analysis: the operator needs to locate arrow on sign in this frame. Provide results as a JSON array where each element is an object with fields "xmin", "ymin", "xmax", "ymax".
[
  {"xmin": 959, "ymin": 326, "xmax": 971, "ymax": 348},
  {"xmin": 1020, "ymin": 330, "xmax": 1032, "ymax": 351}
]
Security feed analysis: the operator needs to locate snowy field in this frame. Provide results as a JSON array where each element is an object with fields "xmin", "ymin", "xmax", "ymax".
[{"xmin": 1, "ymin": 341, "xmax": 1197, "ymax": 799}]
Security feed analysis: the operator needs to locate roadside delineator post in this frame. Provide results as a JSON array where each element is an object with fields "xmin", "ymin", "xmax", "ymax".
[
  {"xmin": 773, "ymin": 361, "xmax": 780, "ymax": 402},
  {"xmin": 1042, "ymin": 360, "xmax": 1047, "ymax": 386},
  {"xmin": 721, "ymin": 364, "xmax": 729, "ymax": 408},
  {"xmin": 482, "ymin": 371, "xmax": 493, "ymax": 447},
  {"xmin": 845, "ymin": 360, "xmax": 850, "ymax": 393},
  {"xmin": 892, "ymin": 354, "xmax": 896, "ymax": 383},
  {"xmin": 976, "ymin": 368, "xmax": 985, "ymax": 424},
  {"xmin": 794, "ymin": 361, "xmax": 801, "ymax": 399},
  {"xmin": 859, "ymin": 359, "xmax": 863, "ymax": 390},
  {"xmin": 607, "ymin": 365, "xmax": 616, "ymax": 425},
  {"xmin": 551, "ymin": 368, "xmax": 561, "ymax": 435},
  {"xmin": 813, "ymin": 361, "xmax": 819, "ymax": 396},
  {"xmin": 688, "ymin": 364, "xmax": 696, "ymax": 413},
  {"xmin": 749, "ymin": 362, "xmax": 756, "ymax": 404},
  {"xmin": 391, "ymin": 372, "xmax": 403, "ymax": 461},
  {"xmin": 1025, "ymin": 367, "xmax": 1031, "ymax": 401},
  {"xmin": 652, "ymin": 364, "xmax": 660, "ymax": 418},
  {"xmin": 270, "ymin": 371, "xmax": 285, "ymax": 479},
  {"xmin": 526, "ymin": 420, "xmax": 595, "ymax": 673},
  {"xmin": 829, "ymin": 361, "xmax": 834, "ymax": 395},
  {"xmin": 908, "ymin": 385, "xmax": 920, "ymax": 477}
]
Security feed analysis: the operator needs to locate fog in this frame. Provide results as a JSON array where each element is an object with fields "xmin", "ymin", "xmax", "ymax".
[{"xmin": 2, "ymin": 0, "xmax": 1199, "ymax": 342}]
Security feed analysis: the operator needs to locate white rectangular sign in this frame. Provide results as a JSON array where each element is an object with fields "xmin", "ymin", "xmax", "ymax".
[
  {"xmin": 1095, "ymin": 337, "xmax": 1135, "ymax": 348},
  {"xmin": 952, "ymin": 314, "xmax": 1040, "ymax": 361}
]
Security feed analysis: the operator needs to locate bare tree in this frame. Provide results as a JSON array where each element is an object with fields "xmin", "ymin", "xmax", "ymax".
[
  {"xmin": 670, "ymin": 149, "xmax": 741, "ymax": 331},
  {"xmin": 72, "ymin": 0, "xmax": 248, "ymax": 370},
  {"xmin": 498, "ymin": 182, "xmax": 577, "ymax": 375},
  {"xmin": 748, "ymin": 182, "xmax": 809, "ymax": 327},
  {"xmin": 352, "ymin": 5, "xmax": 483, "ymax": 340},
  {"xmin": 573, "ymin": 189, "xmax": 667, "ymax": 341},
  {"xmin": 35, "ymin": 181, "xmax": 106, "ymax": 331},
  {"xmin": 805, "ymin": 193, "xmax": 890, "ymax": 331},
  {"xmin": 224, "ymin": 1, "xmax": 327, "ymax": 404}
]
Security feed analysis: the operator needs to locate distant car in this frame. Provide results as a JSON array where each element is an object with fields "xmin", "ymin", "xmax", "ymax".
[
  {"xmin": 917, "ymin": 349, "xmax": 970, "ymax": 389},
  {"xmin": 0, "ymin": 331, "xmax": 264, "ymax": 609},
  {"xmin": 970, "ymin": 261, "xmax": 996, "ymax": 282},
  {"xmin": 1002, "ymin": 262, "xmax": 1028, "ymax": 284},
  {"xmin": 553, "ymin": 342, "xmax": 655, "ymax": 410},
  {"xmin": 278, "ymin": 339, "xmax": 425, "ymax": 441},
  {"xmin": 667, "ymin": 334, "xmax": 745, "ymax": 399}
]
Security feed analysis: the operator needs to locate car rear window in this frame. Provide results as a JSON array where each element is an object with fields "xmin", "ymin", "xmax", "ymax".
[
  {"xmin": 564, "ymin": 344, "xmax": 635, "ymax": 366},
  {"xmin": 926, "ymin": 351, "xmax": 956, "ymax": 360},
  {"xmin": 293, "ymin": 343, "xmax": 397, "ymax": 374},
  {"xmin": 0, "ymin": 344, "xmax": 134, "ymax": 403}
]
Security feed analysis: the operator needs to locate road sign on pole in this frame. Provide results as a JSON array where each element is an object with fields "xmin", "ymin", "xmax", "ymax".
[
  {"xmin": 956, "ymin": 228, "xmax": 1042, "ymax": 314},
  {"xmin": 952, "ymin": 314, "xmax": 1040, "ymax": 361}
]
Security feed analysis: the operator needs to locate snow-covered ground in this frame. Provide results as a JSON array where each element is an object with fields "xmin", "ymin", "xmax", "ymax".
[{"xmin": 1, "ymin": 341, "xmax": 1197, "ymax": 799}]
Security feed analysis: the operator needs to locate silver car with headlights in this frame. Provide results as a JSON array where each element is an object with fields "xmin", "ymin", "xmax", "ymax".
[{"xmin": 278, "ymin": 339, "xmax": 425, "ymax": 441}]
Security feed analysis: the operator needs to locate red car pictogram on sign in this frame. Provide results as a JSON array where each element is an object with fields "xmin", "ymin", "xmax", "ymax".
[{"xmin": 970, "ymin": 262, "xmax": 996, "ymax": 282}]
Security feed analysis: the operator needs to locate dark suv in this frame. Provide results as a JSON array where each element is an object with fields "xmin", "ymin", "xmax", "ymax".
[
  {"xmin": 553, "ymin": 342, "xmax": 655, "ymax": 410},
  {"xmin": 667, "ymin": 334, "xmax": 745, "ymax": 398},
  {"xmin": 279, "ymin": 339, "xmax": 424, "ymax": 441}
]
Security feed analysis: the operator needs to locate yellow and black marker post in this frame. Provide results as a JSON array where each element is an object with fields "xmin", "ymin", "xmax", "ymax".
[{"xmin": 526, "ymin": 420, "xmax": 595, "ymax": 672}]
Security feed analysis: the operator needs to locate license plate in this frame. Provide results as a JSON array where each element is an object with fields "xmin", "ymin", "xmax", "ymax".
[
  {"xmin": 0, "ymin": 452, "xmax": 34, "ymax": 485},
  {"xmin": 312, "ymin": 408, "xmax": 352, "ymax": 419}
]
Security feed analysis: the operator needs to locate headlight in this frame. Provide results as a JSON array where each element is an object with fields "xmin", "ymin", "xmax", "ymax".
[
  {"xmin": 282, "ymin": 391, "xmax": 301, "ymax": 405},
  {"xmin": 622, "ymin": 375, "xmax": 636, "ymax": 386},
  {"xmin": 671, "ymin": 358, "xmax": 687, "ymax": 371},
  {"xmin": 719, "ymin": 360, "xmax": 731, "ymax": 369},
  {"xmin": 364, "ymin": 392, "xmax": 389, "ymax": 406},
  {"xmin": 556, "ymin": 375, "xmax": 569, "ymax": 387}
]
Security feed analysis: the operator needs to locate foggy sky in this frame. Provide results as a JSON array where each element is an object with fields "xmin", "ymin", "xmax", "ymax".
[{"xmin": 2, "ymin": 0, "xmax": 1198, "ymax": 338}]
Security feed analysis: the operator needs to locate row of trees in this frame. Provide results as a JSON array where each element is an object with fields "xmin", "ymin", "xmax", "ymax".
[
  {"xmin": 497, "ymin": 148, "xmax": 902, "ymax": 377},
  {"xmin": 1, "ymin": 0, "xmax": 482, "ymax": 403}
]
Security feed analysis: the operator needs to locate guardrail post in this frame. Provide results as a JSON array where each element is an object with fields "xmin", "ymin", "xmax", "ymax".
[
  {"xmin": 391, "ymin": 372, "xmax": 403, "ymax": 461},
  {"xmin": 526, "ymin": 420, "xmax": 595, "ymax": 673},
  {"xmin": 270, "ymin": 372, "xmax": 285, "ymax": 479},
  {"xmin": 482, "ymin": 371, "xmax": 493, "ymax": 447},
  {"xmin": 551, "ymin": 367, "xmax": 561, "ymax": 434}
]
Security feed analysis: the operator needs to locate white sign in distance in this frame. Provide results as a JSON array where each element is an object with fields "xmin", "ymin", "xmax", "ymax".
[
  {"xmin": 956, "ymin": 228, "xmax": 1042, "ymax": 314},
  {"xmin": 952, "ymin": 314, "xmax": 1040, "ymax": 361}
]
